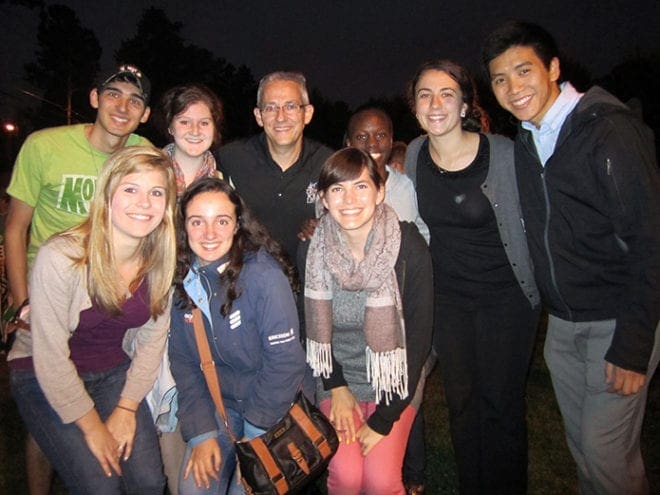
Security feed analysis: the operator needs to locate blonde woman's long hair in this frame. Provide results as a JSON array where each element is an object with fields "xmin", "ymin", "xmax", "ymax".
[{"xmin": 60, "ymin": 145, "xmax": 176, "ymax": 317}]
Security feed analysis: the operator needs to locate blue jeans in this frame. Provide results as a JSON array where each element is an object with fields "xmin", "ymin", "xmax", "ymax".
[
  {"xmin": 11, "ymin": 362, "xmax": 165, "ymax": 495},
  {"xmin": 179, "ymin": 406, "xmax": 266, "ymax": 495}
]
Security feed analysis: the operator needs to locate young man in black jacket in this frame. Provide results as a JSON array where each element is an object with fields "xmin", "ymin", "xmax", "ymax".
[{"xmin": 483, "ymin": 21, "xmax": 660, "ymax": 495}]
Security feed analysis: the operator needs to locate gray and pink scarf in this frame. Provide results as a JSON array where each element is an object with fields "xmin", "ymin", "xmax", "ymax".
[
  {"xmin": 304, "ymin": 203, "xmax": 408, "ymax": 405},
  {"xmin": 163, "ymin": 143, "xmax": 220, "ymax": 197}
]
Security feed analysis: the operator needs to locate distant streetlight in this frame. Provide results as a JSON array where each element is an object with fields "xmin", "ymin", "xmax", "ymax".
[{"xmin": 3, "ymin": 121, "xmax": 19, "ymax": 167}]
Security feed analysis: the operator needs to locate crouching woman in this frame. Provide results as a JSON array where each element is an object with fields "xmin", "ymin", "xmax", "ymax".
[
  {"xmin": 10, "ymin": 146, "xmax": 177, "ymax": 494},
  {"xmin": 169, "ymin": 178, "xmax": 307, "ymax": 494},
  {"xmin": 301, "ymin": 148, "xmax": 433, "ymax": 495}
]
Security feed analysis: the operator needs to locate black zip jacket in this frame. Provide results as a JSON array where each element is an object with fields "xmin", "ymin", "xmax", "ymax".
[{"xmin": 515, "ymin": 86, "xmax": 660, "ymax": 373}]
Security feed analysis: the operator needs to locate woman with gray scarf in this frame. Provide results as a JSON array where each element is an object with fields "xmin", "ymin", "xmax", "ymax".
[{"xmin": 300, "ymin": 147, "xmax": 433, "ymax": 495}]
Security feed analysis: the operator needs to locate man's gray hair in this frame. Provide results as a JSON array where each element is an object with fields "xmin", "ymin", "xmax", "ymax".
[{"xmin": 256, "ymin": 71, "xmax": 310, "ymax": 108}]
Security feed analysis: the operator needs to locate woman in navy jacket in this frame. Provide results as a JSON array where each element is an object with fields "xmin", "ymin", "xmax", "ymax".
[{"xmin": 168, "ymin": 178, "xmax": 306, "ymax": 494}]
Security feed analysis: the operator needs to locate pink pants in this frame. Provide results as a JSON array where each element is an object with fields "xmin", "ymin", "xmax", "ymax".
[{"xmin": 319, "ymin": 399, "xmax": 416, "ymax": 495}]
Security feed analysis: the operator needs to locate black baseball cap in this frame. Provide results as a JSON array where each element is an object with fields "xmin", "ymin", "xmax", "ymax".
[{"xmin": 96, "ymin": 64, "xmax": 151, "ymax": 103}]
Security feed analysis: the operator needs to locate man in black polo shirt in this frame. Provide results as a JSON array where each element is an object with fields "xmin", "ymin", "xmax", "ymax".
[{"xmin": 218, "ymin": 71, "xmax": 332, "ymax": 260}]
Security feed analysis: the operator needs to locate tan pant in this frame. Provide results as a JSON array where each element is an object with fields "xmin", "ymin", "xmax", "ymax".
[{"xmin": 159, "ymin": 424, "xmax": 187, "ymax": 495}]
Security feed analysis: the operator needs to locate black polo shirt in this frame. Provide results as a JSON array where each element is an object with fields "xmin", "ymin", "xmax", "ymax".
[{"xmin": 218, "ymin": 133, "xmax": 333, "ymax": 260}]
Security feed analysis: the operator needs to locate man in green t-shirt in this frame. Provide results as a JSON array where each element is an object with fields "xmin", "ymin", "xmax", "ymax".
[
  {"xmin": 6, "ymin": 64, "xmax": 151, "ymax": 312},
  {"xmin": 4, "ymin": 64, "xmax": 152, "ymax": 495}
]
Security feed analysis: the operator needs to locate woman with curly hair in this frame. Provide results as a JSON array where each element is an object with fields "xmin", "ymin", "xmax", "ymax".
[{"xmin": 169, "ymin": 177, "xmax": 307, "ymax": 494}]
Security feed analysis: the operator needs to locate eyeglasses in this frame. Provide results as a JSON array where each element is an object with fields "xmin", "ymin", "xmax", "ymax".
[{"xmin": 260, "ymin": 102, "xmax": 306, "ymax": 116}]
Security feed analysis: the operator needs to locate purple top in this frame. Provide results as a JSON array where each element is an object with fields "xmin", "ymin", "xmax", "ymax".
[{"xmin": 69, "ymin": 281, "xmax": 150, "ymax": 372}]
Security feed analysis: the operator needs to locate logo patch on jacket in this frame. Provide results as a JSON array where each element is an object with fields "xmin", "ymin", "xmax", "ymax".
[
  {"xmin": 229, "ymin": 310, "xmax": 241, "ymax": 329},
  {"xmin": 305, "ymin": 182, "xmax": 318, "ymax": 204},
  {"xmin": 267, "ymin": 328, "xmax": 296, "ymax": 345}
]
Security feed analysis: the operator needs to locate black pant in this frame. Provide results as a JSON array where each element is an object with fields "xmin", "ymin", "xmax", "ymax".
[
  {"xmin": 403, "ymin": 404, "xmax": 426, "ymax": 485},
  {"xmin": 434, "ymin": 285, "xmax": 540, "ymax": 495}
]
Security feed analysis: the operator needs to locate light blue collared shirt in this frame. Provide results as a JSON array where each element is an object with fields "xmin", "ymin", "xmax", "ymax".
[{"xmin": 522, "ymin": 82, "xmax": 583, "ymax": 166}]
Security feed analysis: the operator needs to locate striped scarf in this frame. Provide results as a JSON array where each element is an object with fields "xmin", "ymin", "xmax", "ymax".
[{"xmin": 163, "ymin": 143, "xmax": 220, "ymax": 196}]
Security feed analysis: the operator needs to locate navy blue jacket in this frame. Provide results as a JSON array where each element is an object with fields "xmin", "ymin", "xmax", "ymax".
[{"xmin": 169, "ymin": 249, "xmax": 307, "ymax": 443}]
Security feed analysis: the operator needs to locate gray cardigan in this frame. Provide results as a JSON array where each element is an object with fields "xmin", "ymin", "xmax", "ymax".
[{"xmin": 404, "ymin": 133, "xmax": 540, "ymax": 307}]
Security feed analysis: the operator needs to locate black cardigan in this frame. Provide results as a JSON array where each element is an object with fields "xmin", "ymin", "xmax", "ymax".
[{"xmin": 298, "ymin": 221, "xmax": 433, "ymax": 434}]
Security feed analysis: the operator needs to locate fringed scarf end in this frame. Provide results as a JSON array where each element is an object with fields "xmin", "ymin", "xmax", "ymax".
[
  {"xmin": 366, "ymin": 347, "xmax": 409, "ymax": 405},
  {"xmin": 306, "ymin": 339, "xmax": 333, "ymax": 378}
]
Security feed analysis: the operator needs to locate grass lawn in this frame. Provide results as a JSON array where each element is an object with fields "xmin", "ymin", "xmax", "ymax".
[
  {"xmin": 1, "ymin": 323, "xmax": 658, "ymax": 494},
  {"xmin": 422, "ymin": 323, "xmax": 660, "ymax": 494}
]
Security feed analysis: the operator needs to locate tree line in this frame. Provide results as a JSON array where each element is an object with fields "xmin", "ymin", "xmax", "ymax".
[{"xmin": 4, "ymin": 3, "xmax": 660, "ymax": 166}]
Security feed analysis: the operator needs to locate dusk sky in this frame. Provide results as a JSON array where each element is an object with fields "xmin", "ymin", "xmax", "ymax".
[{"xmin": 1, "ymin": 0, "xmax": 658, "ymax": 119}]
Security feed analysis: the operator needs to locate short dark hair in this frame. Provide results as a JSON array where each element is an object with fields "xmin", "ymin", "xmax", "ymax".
[
  {"xmin": 317, "ymin": 147, "xmax": 384, "ymax": 194},
  {"xmin": 389, "ymin": 141, "xmax": 407, "ymax": 163},
  {"xmin": 346, "ymin": 107, "xmax": 393, "ymax": 141},
  {"xmin": 407, "ymin": 59, "xmax": 486, "ymax": 132},
  {"xmin": 157, "ymin": 84, "xmax": 224, "ymax": 145},
  {"xmin": 482, "ymin": 20, "xmax": 560, "ymax": 71}
]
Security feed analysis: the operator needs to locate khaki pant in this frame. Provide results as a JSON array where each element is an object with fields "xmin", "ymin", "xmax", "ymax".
[
  {"xmin": 544, "ymin": 316, "xmax": 660, "ymax": 495},
  {"xmin": 160, "ymin": 423, "xmax": 186, "ymax": 495}
]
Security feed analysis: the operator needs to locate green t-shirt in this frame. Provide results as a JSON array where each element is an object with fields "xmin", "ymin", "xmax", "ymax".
[{"xmin": 7, "ymin": 123, "xmax": 151, "ymax": 266}]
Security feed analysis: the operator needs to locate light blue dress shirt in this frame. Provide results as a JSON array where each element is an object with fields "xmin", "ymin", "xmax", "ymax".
[{"xmin": 521, "ymin": 82, "xmax": 583, "ymax": 166}]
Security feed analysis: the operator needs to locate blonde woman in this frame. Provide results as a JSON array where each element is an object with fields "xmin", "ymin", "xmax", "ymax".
[{"xmin": 10, "ymin": 146, "xmax": 176, "ymax": 494}]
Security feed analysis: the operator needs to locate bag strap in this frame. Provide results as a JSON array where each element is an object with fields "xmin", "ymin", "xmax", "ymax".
[
  {"xmin": 191, "ymin": 307, "xmax": 237, "ymax": 443},
  {"xmin": 289, "ymin": 400, "xmax": 334, "ymax": 458}
]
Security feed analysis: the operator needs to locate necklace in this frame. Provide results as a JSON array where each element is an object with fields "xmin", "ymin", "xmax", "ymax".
[
  {"xmin": 428, "ymin": 134, "xmax": 479, "ymax": 173},
  {"xmin": 428, "ymin": 143, "xmax": 454, "ymax": 173},
  {"xmin": 84, "ymin": 124, "xmax": 108, "ymax": 174}
]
